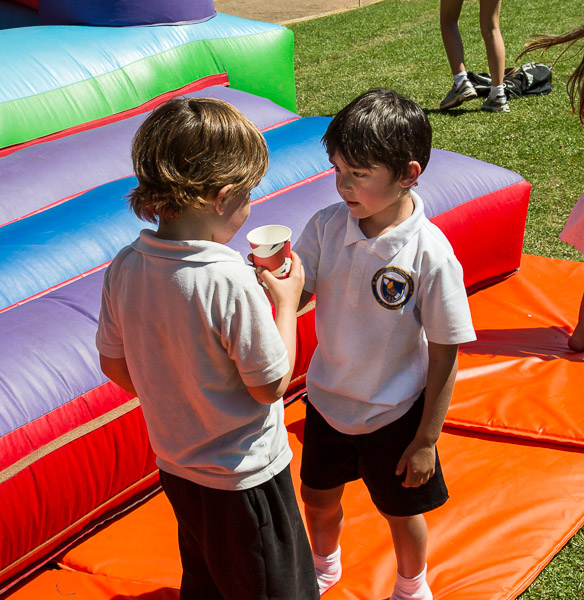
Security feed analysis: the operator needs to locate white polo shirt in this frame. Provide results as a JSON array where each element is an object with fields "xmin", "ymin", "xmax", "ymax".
[
  {"xmin": 96, "ymin": 230, "xmax": 292, "ymax": 490},
  {"xmin": 294, "ymin": 192, "xmax": 476, "ymax": 434}
]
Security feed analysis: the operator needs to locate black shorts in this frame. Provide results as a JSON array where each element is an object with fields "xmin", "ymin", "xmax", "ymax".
[
  {"xmin": 300, "ymin": 392, "xmax": 449, "ymax": 517},
  {"xmin": 160, "ymin": 466, "xmax": 319, "ymax": 600}
]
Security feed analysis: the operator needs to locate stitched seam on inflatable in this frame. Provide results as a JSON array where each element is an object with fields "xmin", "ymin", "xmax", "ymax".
[{"xmin": 0, "ymin": 398, "xmax": 140, "ymax": 484}]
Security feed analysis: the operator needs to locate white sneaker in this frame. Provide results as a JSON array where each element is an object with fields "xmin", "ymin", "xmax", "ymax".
[
  {"xmin": 481, "ymin": 94, "xmax": 510, "ymax": 113},
  {"xmin": 439, "ymin": 80, "xmax": 478, "ymax": 110}
]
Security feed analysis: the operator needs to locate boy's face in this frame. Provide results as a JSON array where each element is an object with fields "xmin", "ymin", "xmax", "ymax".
[
  {"xmin": 330, "ymin": 152, "xmax": 411, "ymax": 226},
  {"xmin": 214, "ymin": 192, "xmax": 251, "ymax": 244}
]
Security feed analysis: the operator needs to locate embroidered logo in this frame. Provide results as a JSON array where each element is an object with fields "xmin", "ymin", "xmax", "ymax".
[{"xmin": 371, "ymin": 266, "xmax": 414, "ymax": 310}]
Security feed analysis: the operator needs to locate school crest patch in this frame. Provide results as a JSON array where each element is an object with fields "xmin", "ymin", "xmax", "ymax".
[{"xmin": 371, "ymin": 266, "xmax": 414, "ymax": 310}]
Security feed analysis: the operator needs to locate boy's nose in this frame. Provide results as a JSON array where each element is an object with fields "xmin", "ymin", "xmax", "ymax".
[{"xmin": 337, "ymin": 172, "xmax": 350, "ymax": 191}]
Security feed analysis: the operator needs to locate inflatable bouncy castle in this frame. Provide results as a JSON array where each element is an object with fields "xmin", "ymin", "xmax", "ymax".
[{"xmin": 1, "ymin": 1, "xmax": 583, "ymax": 598}]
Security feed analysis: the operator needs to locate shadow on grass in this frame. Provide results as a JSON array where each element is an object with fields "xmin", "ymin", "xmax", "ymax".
[{"xmin": 424, "ymin": 106, "xmax": 482, "ymax": 116}]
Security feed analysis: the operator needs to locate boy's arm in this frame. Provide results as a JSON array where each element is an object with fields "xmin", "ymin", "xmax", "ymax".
[
  {"xmin": 246, "ymin": 252, "xmax": 305, "ymax": 405},
  {"xmin": 247, "ymin": 297, "xmax": 299, "ymax": 405},
  {"xmin": 99, "ymin": 353, "xmax": 137, "ymax": 397},
  {"xmin": 395, "ymin": 341, "xmax": 458, "ymax": 488}
]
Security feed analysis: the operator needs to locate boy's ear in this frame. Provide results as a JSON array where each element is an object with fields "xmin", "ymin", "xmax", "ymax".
[
  {"xmin": 399, "ymin": 161, "xmax": 422, "ymax": 188},
  {"xmin": 213, "ymin": 184, "xmax": 234, "ymax": 215}
]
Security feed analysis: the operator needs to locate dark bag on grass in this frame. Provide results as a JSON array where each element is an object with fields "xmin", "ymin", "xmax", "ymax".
[{"xmin": 468, "ymin": 62, "xmax": 552, "ymax": 98}]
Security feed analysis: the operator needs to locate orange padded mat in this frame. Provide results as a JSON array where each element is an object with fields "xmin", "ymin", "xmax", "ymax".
[
  {"xmin": 7, "ymin": 412, "xmax": 584, "ymax": 600},
  {"xmin": 448, "ymin": 253, "xmax": 584, "ymax": 446},
  {"xmin": 6, "ymin": 254, "xmax": 584, "ymax": 600}
]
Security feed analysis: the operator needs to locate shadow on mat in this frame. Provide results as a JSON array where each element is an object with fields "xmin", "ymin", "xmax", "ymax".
[
  {"xmin": 111, "ymin": 590, "xmax": 178, "ymax": 600},
  {"xmin": 459, "ymin": 326, "xmax": 582, "ymax": 361}
]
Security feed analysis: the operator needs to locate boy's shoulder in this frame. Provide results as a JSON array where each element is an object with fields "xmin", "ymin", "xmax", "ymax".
[
  {"xmin": 419, "ymin": 214, "xmax": 454, "ymax": 249},
  {"xmin": 105, "ymin": 243, "xmax": 135, "ymax": 275},
  {"xmin": 415, "ymin": 217, "xmax": 464, "ymax": 276},
  {"xmin": 407, "ymin": 194, "xmax": 453, "ymax": 249},
  {"xmin": 314, "ymin": 201, "xmax": 346, "ymax": 220},
  {"xmin": 106, "ymin": 231, "xmax": 252, "ymax": 283},
  {"xmin": 308, "ymin": 201, "xmax": 348, "ymax": 231},
  {"xmin": 405, "ymin": 195, "xmax": 460, "ymax": 268}
]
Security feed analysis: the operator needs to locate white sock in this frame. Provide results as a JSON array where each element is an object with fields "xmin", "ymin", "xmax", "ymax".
[
  {"xmin": 390, "ymin": 564, "xmax": 433, "ymax": 600},
  {"xmin": 453, "ymin": 71, "xmax": 469, "ymax": 88},
  {"xmin": 313, "ymin": 546, "xmax": 342, "ymax": 596},
  {"xmin": 489, "ymin": 84, "xmax": 505, "ymax": 99}
]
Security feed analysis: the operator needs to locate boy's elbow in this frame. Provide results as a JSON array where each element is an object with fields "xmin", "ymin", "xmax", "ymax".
[
  {"xmin": 99, "ymin": 353, "xmax": 137, "ymax": 396},
  {"xmin": 247, "ymin": 378, "xmax": 288, "ymax": 405},
  {"xmin": 99, "ymin": 353, "xmax": 118, "ymax": 380}
]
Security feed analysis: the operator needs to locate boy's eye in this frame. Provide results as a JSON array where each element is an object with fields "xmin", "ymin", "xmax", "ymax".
[{"xmin": 353, "ymin": 171, "xmax": 367, "ymax": 178}]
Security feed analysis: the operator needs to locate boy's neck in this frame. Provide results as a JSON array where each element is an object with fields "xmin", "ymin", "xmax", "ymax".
[
  {"xmin": 155, "ymin": 207, "xmax": 215, "ymax": 242},
  {"xmin": 359, "ymin": 191, "xmax": 415, "ymax": 239}
]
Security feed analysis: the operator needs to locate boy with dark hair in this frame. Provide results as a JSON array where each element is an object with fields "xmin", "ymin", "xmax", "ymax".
[
  {"xmin": 293, "ymin": 89, "xmax": 476, "ymax": 599},
  {"xmin": 96, "ymin": 97, "xmax": 319, "ymax": 600}
]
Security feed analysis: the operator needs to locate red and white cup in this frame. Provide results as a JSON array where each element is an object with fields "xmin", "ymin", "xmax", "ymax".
[{"xmin": 247, "ymin": 224, "xmax": 292, "ymax": 279}]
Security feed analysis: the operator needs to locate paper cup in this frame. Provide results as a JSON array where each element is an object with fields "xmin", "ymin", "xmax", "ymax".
[{"xmin": 247, "ymin": 224, "xmax": 292, "ymax": 278}]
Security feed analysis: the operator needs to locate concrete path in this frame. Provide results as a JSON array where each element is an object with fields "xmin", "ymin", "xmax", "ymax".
[{"xmin": 213, "ymin": 0, "xmax": 379, "ymax": 25}]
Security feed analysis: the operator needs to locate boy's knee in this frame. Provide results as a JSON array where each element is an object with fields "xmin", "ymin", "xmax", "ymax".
[
  {"xmin": 300, "ymin": 483, "xmax": 344, "ymax": 512},
  {"xmin": 480, "ymin": 25, "xmax": 499, "ymax": 40}
]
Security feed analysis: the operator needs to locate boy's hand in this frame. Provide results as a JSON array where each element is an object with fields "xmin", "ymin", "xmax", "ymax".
[
  {"xmin": 254, "ymin": 251, "xmax": 305, "ymax": 309},
  {"xmin": 395, "ymin": 441, "xmax": 436, "ymax": 488}
]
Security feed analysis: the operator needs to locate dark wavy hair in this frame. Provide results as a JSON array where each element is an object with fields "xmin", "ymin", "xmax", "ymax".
[
  {"xmin": 518, "ymin": 24, "xmax": 584, "ymax": 123},
  {"xmin": 322, "ymin": 88, "xmax": 432, "ymax": 180},
  {"xmin": 128, "ymin": 97, "xmax": 268, "ymax": 223}
]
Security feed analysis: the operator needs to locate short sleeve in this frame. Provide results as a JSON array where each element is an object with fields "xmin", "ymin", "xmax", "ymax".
[
  {"xmin": 293, "ymin": 210, "xmax": 323, "ymax": 294},
  {"xmin": 95, "ymin": 266, "xmax": 125, "ymax": 358},
  {"xmin": 221, "ymin": 271, "xmax": 289, "ymax": 389},
  {"xmin": 418, "ymin": 255, "xmax": 476, "ymax": 345}
]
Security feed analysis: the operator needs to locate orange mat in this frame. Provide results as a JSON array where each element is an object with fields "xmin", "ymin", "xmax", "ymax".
[
  {"xmin": 9, "ymin": 403, "xmax": 582, "ymax": 600},
  {"xmin": 3, "ymin": 568, "xmax": 179, "ymax": 600},
  {"xmin": 6, "ymin": 254, "xmax": 584, "ymax": 600},
  {"xmin": 449, "ymin": 253, "xmax": 584, "ymax": 446}
]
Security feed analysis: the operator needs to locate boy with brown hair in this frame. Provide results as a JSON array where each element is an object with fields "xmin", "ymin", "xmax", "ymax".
[
  {"xmin": 96, "ymin": 97, "xmax": 319, "ymax": 600},
  {"xmin": 293, "ymin": 89, "xmax": 476, "ymax": 598}
]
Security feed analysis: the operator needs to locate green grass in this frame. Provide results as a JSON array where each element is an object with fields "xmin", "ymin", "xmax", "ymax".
[
  {"xmin": 290, "ymin": 0, "xmax": 584, "ymax": 262},
  {"xmin": 289, "ymin": 1, "xmax": 584, "ymax": 598}
]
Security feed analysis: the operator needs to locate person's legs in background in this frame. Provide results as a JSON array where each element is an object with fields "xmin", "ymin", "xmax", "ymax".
[
  {"xmin": 479, "ymin": 0, "xmax": 510, "ymax": 112},
  {"xmin": 439, "ymin": 0, "xmax": 478, "ymax": 109},
  {"xmin": 440, "ymin": 0, "xmax": 466, "ymax": 76}
]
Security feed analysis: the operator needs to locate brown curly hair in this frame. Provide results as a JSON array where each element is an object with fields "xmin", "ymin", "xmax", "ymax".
[{"xmin": 128, "ymin": 97, "xmax": 269, "ymax": 223}]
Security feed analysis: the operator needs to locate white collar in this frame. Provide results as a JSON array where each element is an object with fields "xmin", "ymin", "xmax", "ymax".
[
  {"xmin": 343, "ymin": 191, "xmax": 425, "ymax": 260},
  {"xmin": 131, "ymin": 229, "xmax": 245, "ymax": 264}
]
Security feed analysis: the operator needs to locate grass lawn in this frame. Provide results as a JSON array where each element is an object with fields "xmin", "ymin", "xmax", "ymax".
[
  {"xmin": 290, "ymin": 0, "xmax": 583, "ymax": 262},
  {"xmin": 289, "ymin": 1, "xmax": 584, "ymax": 598}
]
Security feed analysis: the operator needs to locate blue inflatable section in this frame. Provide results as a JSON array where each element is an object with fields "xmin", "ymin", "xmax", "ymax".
[
  {"xmin": 0, "ymin": 272, "xmax": 105, "ymax": 435},
  {"xmin": 1, "ymin": 140, "xmax": 528, "ymax": 435},
  {"xmin": 0, "ymin": 116, "xmax": 333, "ymax": 310},
  {"xmin": 0, "ymin": 12, "xmax": 296, "ymax": 148},
  {"xmin": 0, "ymin": 15, "xmax": 282, "ymax": 102},
  {"xmin": 0, "ymin": 86, "xmax": 298, "ymax": 225}
]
